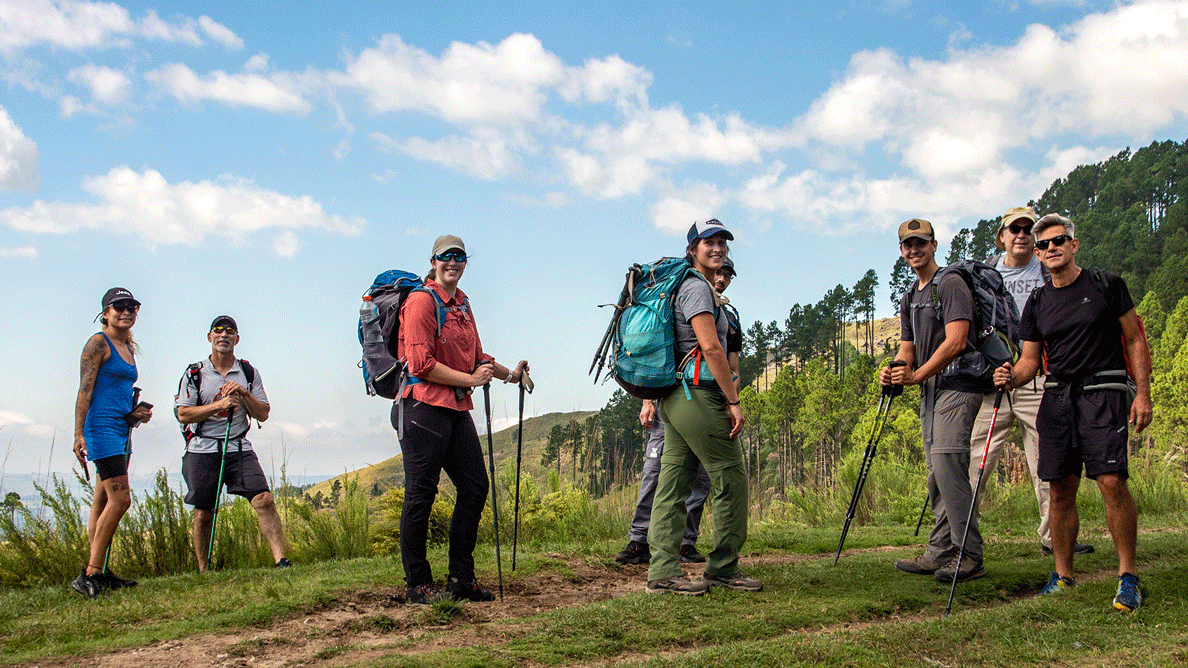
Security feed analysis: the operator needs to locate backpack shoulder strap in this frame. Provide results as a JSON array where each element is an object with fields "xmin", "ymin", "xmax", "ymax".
[
  {"xmin": 185, "ymin": 362, "xmax": 203, "ymax": 403},
  {"xmin": 239, "ymin": 358, "xmax": 256, "ymax": 387}
]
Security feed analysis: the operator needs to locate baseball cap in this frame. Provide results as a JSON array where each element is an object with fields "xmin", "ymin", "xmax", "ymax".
[
  {"xmin": 996, "ymin": 206, "xmax": 1039, "ymax": 250},
  {"xmin": 687, "ymin": 218, "xmax": 734, "ymax": 244},
  {"xmin": 431, "ymin": 235, "xmax": 466, "ymax": 257},
  {"xmin": 210, "ymin": 315, "xmax": 238, "ymax": 331},
  {"xmin": 721, "ymin": 256, "xmax": 737, "ymax": 277},
  {"xmin": 897, "ymin": 219, "xmax": 935, "ymax": 242},
  {"xmin": 101, "ymin": 287, "xmax": 140, "ymax": 308}
]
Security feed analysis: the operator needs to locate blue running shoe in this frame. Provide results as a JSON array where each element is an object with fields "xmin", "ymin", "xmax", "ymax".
[
  {"xmin": 1113, "ymin": 572, "xmax": 1142, "ymax": 611},
  {"xmin": 1035, "ymin": 571, "xmax": 1075, "ymax": 597}
]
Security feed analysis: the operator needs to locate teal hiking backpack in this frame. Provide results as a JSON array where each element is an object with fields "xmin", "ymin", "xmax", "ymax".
[{"xmin": 590, "ymin": 258, "xmax": 716, "ymax": 399}]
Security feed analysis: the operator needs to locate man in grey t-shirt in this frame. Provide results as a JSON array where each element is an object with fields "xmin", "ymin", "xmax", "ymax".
[
  {"xmin": 968, "ymin": 206, "xmax": 1093, "ymax": 556},
  {"xmin": 175, "ymin": 316, "xmax": 288, "ymax": 571},
  {"xmin": 881, "ymin": 219, "xmax": 989, "ymax": 583}
]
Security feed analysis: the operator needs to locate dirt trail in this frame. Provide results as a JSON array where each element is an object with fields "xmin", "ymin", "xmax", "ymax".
[{"xmin": 18, "ymin": 545, "xmax": 1121, "ymax": 668}]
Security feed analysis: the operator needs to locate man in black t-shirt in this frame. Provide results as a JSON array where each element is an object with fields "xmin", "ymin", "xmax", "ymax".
[
  {"xmin": 881, "ymin": 219, "xmax": 989, "ymax": 583},
  {"xmin": 994, "ymin": 214, "xmax": 1152, "ymax": 611}
]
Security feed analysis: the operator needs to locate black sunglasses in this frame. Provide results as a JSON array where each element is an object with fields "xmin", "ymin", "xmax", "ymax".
[
  {"xmin": 211, "ymin": 325, "xmax": 238, "ymax": 334},
  {"xmin": 1007, "ymin": 223, "xmax": 1033, "ymax": 235},
  {"xmin": 110, "ymin": 301, "xmax": 139, "ymax": 313},
  {"xmin": 433, "ymin": 251, "xmax": 468, "ymax": 263},
  {"xmin": 1035, "ymin": 235, "xmax": 1069, "ymax": 251}
]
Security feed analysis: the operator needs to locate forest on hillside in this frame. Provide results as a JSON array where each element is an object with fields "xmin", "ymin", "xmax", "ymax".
[{"xmin": 562, "ymin": 138, "xmax": 1188, "ymax": 502}]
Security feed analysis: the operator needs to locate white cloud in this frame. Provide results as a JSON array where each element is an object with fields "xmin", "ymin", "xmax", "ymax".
[
  {"xmin": 333, "ymin": 139, "xmax": 351, "ymax": 160},
  {"xmin": 0, "ymin": 166, "xmax": 364, "ymax": 253},
  {"xmin": 67, "ymin": 64, "xmax": 131, "ymax": 105},
  {"xmin": 0, "ymin": 409, "xmax": 32, "ymax": 425},
  {"xmin": 0, "ymin": 105, "xmax": 40, "ymax": 193},
  {"xmin": 399, "ymin": 135, "xmax": 520, "ymax": 180},
  {"xmin": 0, "ymin": 1, "xmax": 237, "ymax": 53},
  {"xmin": 0, "ymin": 245, "xmax": 36, "ymax": 257},
  {"xmin": 558, "ymin": 54, "xmax": 651, "ymax": 107},
  {"xmin": 198, "ymin": 15, "xmax": 243, "ymax": 50},
  {"xmin": 59, "ymin": 95, "xmax": 85, "ymax": 117},
  {"xmin": 244, "ymin": 53, "xmax": 269, "ymax": 73},
  {"xmin": 144, "ymin": 63, "xmax": 312, "ymax": 114},
  {"xmin": 649, "ymin": 183, "xmax": 728, "ymax": 236}
]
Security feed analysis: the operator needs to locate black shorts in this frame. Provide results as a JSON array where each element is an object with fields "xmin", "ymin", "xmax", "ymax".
[
  {"xmin": 182, "ymin": 449, "xmax": 270, "ymax": 511},
  {"xmin": 93, "ymin": 454, "xmax": 129, "ymax": 481},
  {"xmin": 1037, "ymin": 386, "xmax": 1129, "ymax": 481}
]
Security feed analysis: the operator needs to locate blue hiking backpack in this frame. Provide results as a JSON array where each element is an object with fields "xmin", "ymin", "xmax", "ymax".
[
  {"xmin": 358, "ymin": 270, "xmax": 460, "ymax": 399},
  {"xmin": 590, "ymin": 258, "xmax": 716, "ymax": 399}
]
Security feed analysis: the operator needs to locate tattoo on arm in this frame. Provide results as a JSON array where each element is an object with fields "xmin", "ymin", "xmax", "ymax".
[{"xmin": 75, "ymin": 336, "xmax": 107, "ymax": 436}]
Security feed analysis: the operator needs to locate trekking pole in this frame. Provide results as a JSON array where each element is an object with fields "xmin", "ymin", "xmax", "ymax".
[
  {"xmin": 834, "ymin": 360, "xmax": 905, "ymax": 565},
  {"xmin": 512, "ymin": 369, "xmax": 534, "ymax": 571},
  {"xmin": 207, "ymin": 406, "xmax": 234, "ymax": 571},
  {"xmin": 945, "ymin": 388, "xmax": 1004, "ymax": 616},
  {"xmin": 913, "ymin": 494, "xmax": 929, "ymax": 536},
  {"xmin": 481, "ymin": 373, "xmax": 504, "ymax": 601}
]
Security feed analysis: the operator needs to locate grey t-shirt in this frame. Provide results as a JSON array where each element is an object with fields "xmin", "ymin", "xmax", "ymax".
[
  {"xmin": 175, "ymin": 358, "xmax": 269, "ymax": 453},
  {"xmin": 673, "ymin": 274, "xmax": 729, "ymax": 363},
  {"xmin": 993, "ymin": 255, "xmax": 1046, "ymax": 314},
  {"xmin": 899, "ymin": 272, "xmax": 981, "ymax": 393}
]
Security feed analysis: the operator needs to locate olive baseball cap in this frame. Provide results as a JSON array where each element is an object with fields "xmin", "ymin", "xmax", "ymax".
[
  {"xmin": 897, "ymin": 218, "xmax": 934, "ymax": 242},
  {"xmin": 431, "ymin": 235, "xmax": 466, "ymax": 257},
  {"xmin": 996, "ymin": 206, "xmax": 1039, "ymax": 251}
]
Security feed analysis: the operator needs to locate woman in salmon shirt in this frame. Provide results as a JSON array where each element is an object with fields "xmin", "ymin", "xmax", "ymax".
[{"xmin": 395, "ymin": 235, "xmax": 528, "ymax": 606}]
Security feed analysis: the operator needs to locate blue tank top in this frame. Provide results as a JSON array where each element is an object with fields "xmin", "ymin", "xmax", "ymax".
[{"xmin": 82, "ymin": 333, "xmax": 137, "ymax": 461}]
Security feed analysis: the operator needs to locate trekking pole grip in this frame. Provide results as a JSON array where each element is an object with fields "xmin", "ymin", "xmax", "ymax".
[{"xmin": 885, "ymin": 360, "xmax": 907, "ymax": 398}]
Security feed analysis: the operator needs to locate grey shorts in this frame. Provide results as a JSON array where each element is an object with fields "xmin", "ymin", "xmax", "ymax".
[{"xmin": 183, "ymin": 449, "xmax": 270, "ymax": 510}]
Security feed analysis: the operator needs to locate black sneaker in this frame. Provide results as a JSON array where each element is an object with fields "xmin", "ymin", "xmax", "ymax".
[
  {"xmin": 70, "ymin": 571, "xmax": 105, "ymax": 599},
  {"xmin": 679, "ymin": 544, "xmax": 707, "ymax": 563},
  {"xmin": 275, "ymin": 558, "xmax": 293, "ymax": 569},
  {"xmin": 1042, "ymin": 543, "xmax": 1095, "ymax": 556},
  {"xmin": 445, "ymin": 577, "xmax": 495, "ymax": 602},
  {"xmin": 406, "ymin": 583, "xmax": 452, "ymax": 606},
  {"xmin": 99, "ymin": 569, "xmax": 138, "ymax": 589},
  {"xmin": 614, "ymin": 540, "xmax": 651, "ymax": 564}
]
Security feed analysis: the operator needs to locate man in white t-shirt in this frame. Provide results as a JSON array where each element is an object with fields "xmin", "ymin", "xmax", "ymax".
[{"xmin": 969, "ymin": 206, "xmax": 1093, "ymax": 556}]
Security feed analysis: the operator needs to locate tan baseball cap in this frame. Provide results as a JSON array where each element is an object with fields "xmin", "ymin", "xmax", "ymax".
[
  {"xmin": 897, "ymin": 218, "xmax": 934, "ymax": 242},
  {"xmin": 431, "ymin": 235, "xmax": 466, "ymax": 257},
  {"xmin": 996, "ymin": 206, "xmax": 1038, "ymax": 251}
]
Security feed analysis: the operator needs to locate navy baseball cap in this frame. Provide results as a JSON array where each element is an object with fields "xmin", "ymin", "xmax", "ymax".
[
  {"xmin": 101, "ymin": 287, "xmax": 140, "ymax": 308},
  {"xmin": 687, "ymin": 218, "xmax": 734, "ymax": 244}
]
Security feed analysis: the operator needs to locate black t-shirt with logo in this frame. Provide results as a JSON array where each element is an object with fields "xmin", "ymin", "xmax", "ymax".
[{"xmin": 1019, "ymin": 269, "xmax": 1134, "ymax": 380}]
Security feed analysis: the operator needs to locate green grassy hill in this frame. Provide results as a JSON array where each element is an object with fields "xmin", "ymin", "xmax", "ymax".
[{"xmin": 306, "ymin": 409, "xmax": 598, "ymax": 498}]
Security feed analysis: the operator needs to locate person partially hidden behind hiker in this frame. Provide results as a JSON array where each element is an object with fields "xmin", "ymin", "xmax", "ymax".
[
  {"xmin": 71, "ymin": 287, "xmax": 154, "ymax": 598},
  {"xmin": 968, "ymin": 206, "xmax": 1093, "ymax": 557},
  {"xmin": 993, "ymin": 214, "xmax": 1152, "ymax": 611},
  {"xmin": 175, "ymin": 316, "xmax": 289, "ymax": 572},
  {"xmin": 647, "ymin": 220, "xmax": 757, "ymax": 596},
  {"xmin": 882, "ymin": 219, "xmax": 991, "ymax": 584},
  {"xmin": 395, "ymin": 235, "xmax": 529, "ymax": 606},
  {"xmin": 614, "ymin": 257, "xmax": 740, "ymax": 566}
]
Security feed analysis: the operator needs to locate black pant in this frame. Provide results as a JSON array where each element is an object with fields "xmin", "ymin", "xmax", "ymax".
[{"xmin": 392, "ymin": 399, "xmax": 489, "ymax": 587}]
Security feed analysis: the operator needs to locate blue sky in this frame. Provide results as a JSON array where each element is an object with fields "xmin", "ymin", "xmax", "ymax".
[{"xmin": 2, "ymin": 0, "xmax": 1188, "ymax": 478}]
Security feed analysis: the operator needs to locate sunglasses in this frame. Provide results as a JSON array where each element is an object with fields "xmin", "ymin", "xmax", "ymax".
[
  {"xmin": 433, "ymin": 251, "xmax": 468, "ymax": 263},
  {"xmin": 1007, "ymin": 223, "xmax": 1033, "ymax": 235},
  {"xmin": 211, "ymin": 326, "xmax": 238, "ymax": 334},
  {"xmin": 110, "ymin": 302, "xmax": 139, "ymax": 313},
  {"xmin": 1034, "ymin": 235, "xmax": 1069, "ymax": 251}
]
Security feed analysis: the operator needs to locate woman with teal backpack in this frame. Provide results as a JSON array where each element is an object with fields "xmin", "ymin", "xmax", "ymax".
[{"xmin": 645, "ymin": 219, "xmax": 760, "ymax": 596}]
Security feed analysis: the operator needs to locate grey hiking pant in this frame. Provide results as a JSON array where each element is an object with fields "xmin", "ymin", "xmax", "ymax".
[
  {"xmin": 628, "ymin": 415, "xmax": 710, "ymax": 547},
  {"xmin": 922, "ymin": 385, "xmax": 986, "ymax": 565}
]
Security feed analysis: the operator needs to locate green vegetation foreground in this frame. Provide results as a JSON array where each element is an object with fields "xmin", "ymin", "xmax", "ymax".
[{"xmin": 4, "ymin": 514, "xmax": 1187, "ymax": 667}]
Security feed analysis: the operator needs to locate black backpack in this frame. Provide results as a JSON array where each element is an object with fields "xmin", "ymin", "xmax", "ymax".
[
  {"xmin": 177, "ymin": 359, "xmax": 256, "ymax": 444},
  {"xmin": 921, "ymin": 260, "xmax": 1020, "ymax": 386}
]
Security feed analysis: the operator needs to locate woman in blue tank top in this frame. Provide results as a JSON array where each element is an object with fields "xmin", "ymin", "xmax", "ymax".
[{"xmin": 70, "ymin": 287, "xmax": 154, "ymax": 598}]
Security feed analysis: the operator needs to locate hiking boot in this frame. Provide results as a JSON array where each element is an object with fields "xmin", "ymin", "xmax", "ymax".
[
  {"xmin": 445, "ymin": 577, "xmax": 495, "ymax": 602},
  {"xmin": 704, "ymin": 572, "xmax": 764, "ymax": 592},
  {"xmin": 1113, "ymin": 572, "xmax": 1142, "ymax": 611},
  {"xmin": 99, "ymin": 569, "xmax": 137, "ymax": 589},
  {"xmin": 1041, "ymin": 542, "xmax": 1095, "ymax": 556},
  {"xmin": 275, "ymin": 558, "xmax": 293, "ymax": 569},
  {"xmin": 406, "ymin": 583, "xmax": 452, "ymax": 606},
  {"xmin": 70, "ymin": 571, "xmax": 105, "ymax": 599},
  {"xmin": 894, "ymin": 554, "xmax": 942, "ymax": 575},
  {"xmin": 1035, "ymin": 571, "xmax": 1076, "ymax": 597},
  {"xmin": 614, "ymin": 540, "xmax": 651, "ymax": 564},
  {"xmin": 934, "ymin": 553, "xmax": 986, "ymax": 583},
  {"xmin": 679, "ymin": 544, "xmax": 707, "ymax": 563},
  {"xmin": 645, "ymin": 576, "xmax": 710, "ymax": 596}
]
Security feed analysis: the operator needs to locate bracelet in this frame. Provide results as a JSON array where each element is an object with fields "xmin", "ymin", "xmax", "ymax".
[{"xmin": 727, "ymin": 399, "xmax": 740, "ymax": 405}]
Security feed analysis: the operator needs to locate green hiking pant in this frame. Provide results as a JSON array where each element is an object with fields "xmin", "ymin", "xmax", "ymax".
[{"xmin": 648, "ymin": 387, "xmax": 749, "ymax": 582}]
